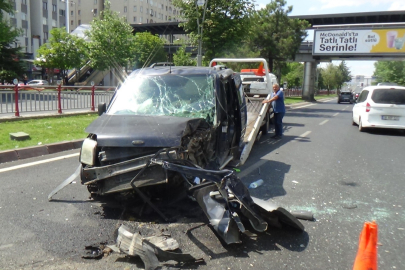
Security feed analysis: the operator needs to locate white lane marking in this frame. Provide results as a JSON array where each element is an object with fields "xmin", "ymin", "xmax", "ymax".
[
  {"xmin": 293, "ymin": 131, "xmax": 312, "ymax": 142},
  {"xmin": 0, "ymin": 153, "xmax": 79, "ymax": 174},
  {"xmin": 319, "ymin": 98, "xmax": 336, "ymax": 102},
  {"xmin": 292, "ymin": 104, "xmax": 316, "ymax": 109},
  {"xmin": 319, "ymin": 120, "xmax": 329, "ymax": 125},
  {"xmin": 333, "ymin": 112, "xmax": 339, "ymax": 117},
  {"xmin": 0, "ymin": 244, "xmax": 13, "ymax": 250},
  {"xmin": 342, "ymin": 106, "xmax": 349, "ymax": 111}
]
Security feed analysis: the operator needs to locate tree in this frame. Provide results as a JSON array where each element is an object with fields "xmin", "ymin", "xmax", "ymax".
[
  {"xmin": 335, "ymin": 61, "xmax": 351, "ymax": 90},
  {"xmin": 283, "ymin": 62, "xmax": 304, "ymax": 89},
  {"xmin": 86, "ymin": 1, "xmax": 135, "ymax": 82},
  {"xmin": 174, "ymin": 0, "xmax": 254, "ymax": 61},
  {"xmin": 132, "ymin": 32, "xmax": 167, "ymax": 69},
  {"xmin": 34, "ymin": 27, "xmax": 87, "ymax": 82},
  {"xmin": 173, "ymin": 45, "xmax": 196, "ymax": 66},
  {"xmin": 373, "ymin": 61, "xmax": 405, "ymax": 86},
  {"xmin": 249, "ymin": 0, "xmax": 309, "ymax": 79},
  {"xmin": 0, "ymin": 0, "xmax": 25, "ymax": 83},
  {"xmin": 321, "ymin": 63, "xmax": 339, "ymax": 95}
]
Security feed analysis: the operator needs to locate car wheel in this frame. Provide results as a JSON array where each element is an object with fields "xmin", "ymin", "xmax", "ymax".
[{"xmin": 359, "ymin": 118, "xmax": 365, "ymax": 132}]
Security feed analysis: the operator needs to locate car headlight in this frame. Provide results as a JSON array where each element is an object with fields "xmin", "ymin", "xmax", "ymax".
[{"xmin": 80, "ymin": 138, "xmax": 97, "ymax": 166}]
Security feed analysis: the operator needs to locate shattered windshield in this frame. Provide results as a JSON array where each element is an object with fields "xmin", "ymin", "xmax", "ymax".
[{"xmin": 108, "ymin": 73, "xmax": 216, "ymax": 123}]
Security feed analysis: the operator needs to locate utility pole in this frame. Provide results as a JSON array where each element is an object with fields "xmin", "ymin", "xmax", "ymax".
[{"xmin": 196, "ymin": 0, "xmax": 208, "ymax": 67}]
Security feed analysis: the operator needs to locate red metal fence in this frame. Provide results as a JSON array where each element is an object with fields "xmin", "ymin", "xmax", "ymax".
[{"xmin": 0, "ymin": 85, "xmax": 115, "ymax": 116}]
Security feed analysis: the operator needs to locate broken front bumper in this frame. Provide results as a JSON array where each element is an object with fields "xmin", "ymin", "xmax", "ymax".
[{"xmin": 81, "ymin": 151, "xmax": 177, "ymax": 195}]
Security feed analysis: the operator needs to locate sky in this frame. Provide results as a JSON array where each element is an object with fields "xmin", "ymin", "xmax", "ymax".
[{"xmin": 255, "ymin": 0, "xmax": 405, "ymax": 77}]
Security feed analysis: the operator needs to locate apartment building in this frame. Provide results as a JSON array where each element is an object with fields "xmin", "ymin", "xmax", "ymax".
[{"xmin": 76, "ymin": 0, "xmax": 179, "ymax": 25}]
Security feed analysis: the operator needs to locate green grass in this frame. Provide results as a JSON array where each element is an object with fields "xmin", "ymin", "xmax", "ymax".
[
  {"xmin": 285, "ymin": 95, "xmax": 336, "ymax": 105},
  {"xmin": 0, "ymin": 114, "xmax": 98, "ymax": 151}
]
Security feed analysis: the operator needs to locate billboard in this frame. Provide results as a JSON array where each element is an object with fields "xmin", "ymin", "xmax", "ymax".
[{"xmin": 313, "ymin": 28, "xmax": 405, "ymax": 55}]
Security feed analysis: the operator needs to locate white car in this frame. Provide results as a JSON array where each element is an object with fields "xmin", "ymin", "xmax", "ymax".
[
  {"xmin": 352, "ymin": 86, "xmax": 405, "ymax": 132},
  {"xmin": 27, "ymin": 80, "xmax": 49, "ymax": 86}
]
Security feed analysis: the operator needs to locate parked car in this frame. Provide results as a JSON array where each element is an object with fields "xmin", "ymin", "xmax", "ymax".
[
  {"xmin": 338, "ymin": 91, "xmax": 353, "ymax": 104},
  {"xmin": 352, "ymin": 86, "xmax": 405, "ymax": 132},
  {"xmin": 27, "ymin": 80, "xmax": 49, "ymax": 86}
]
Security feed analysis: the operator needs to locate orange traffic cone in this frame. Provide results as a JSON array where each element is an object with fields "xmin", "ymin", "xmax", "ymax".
[{"xmin": 353, "ymin": 221, "xmax": 378, "ymax": 270}]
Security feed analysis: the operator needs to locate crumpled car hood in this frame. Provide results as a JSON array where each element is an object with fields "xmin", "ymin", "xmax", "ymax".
[{"xmin": 85, "ymin": 114, "xmax": 206, "ymax": 147}]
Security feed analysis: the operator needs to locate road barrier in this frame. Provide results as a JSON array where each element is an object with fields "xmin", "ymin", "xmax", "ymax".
[{"xmin": 0, "ymin": 85, "xmax": 115, "ymax": 116}]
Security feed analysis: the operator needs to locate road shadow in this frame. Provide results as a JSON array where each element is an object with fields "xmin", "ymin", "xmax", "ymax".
[{"xmin": 362, "ymin": 128, "xmax": 405, "ymax": 137}]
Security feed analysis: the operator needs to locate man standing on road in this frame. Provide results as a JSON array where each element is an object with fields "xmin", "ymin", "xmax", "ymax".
[{"xmin": 262, "ymin": 83, "xmax": 285, "ymax": 139}]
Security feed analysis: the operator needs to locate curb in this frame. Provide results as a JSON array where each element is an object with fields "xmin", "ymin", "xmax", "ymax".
[
  {"xmin": 0, "ymin": 139, "xmax": 84, "ymax": 165},
  {"xmin": 0, "ymin": 111, "xmax": 98, "ymax": 123}
]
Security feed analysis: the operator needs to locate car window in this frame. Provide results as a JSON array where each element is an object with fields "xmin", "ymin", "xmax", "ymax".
[
  {"xmin": 371, "ymin": 89, "xmax": 405, "ymax": 105},
  {"xmin": 108, "ymin": 73, "xmax": 216, "ymax": 122},
  {"xmin": 341, "ymin": 92, "xmax": 351, "ymax": 96},
  {"xmin": 357, "ymin": 90, "xmax": 368, "ymax": 103}
]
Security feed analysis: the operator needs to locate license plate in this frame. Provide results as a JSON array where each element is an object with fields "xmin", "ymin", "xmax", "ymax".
[{"xmin": 381, "ymin": 115, "xmax": 399, "ymax": 121}]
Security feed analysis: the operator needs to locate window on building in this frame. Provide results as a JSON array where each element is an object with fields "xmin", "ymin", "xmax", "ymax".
[
  {"xmin": 78, "ymin": 10, "xmax": 81, "ymax": 15},
  {"xmin": 52, "ymin": 4, "xmax": 56, "ymax": 12},
  {"xmin": 140, "ymin": 6, "xmax": 143, "ymax": 12},
  {"xmin": 140, "ymin": 17, "xmax": 142, "ymax": 23},
  {"xmin": 78, "ymin": 19, "xmax": 81, "ymax": 25},
  {"xmin": 52, "ymin": 19, "xmax": 56, "ymax": 27},
  {"xmin": 124, "ymin": 6, "xmax": 127, "ymax": 12},
  {"xmin": 42, "ymin": 17, "xmax": 47, "ymax": 24},
  {"xmin": 146, "ymin": 8, "xmax": 148, "ymax": 14},
  {"xmin": 133, "ymin": 6, "xmax": 137, "ymax": 12},
  {"xmin": 43, "ymin": 2, "xmax": 47, "ymax": 10},
  {"xmin": 93, "ymin": 9, "xmax": 97, "ymax": 15},
  {"xmin": 133, "ymin": 16, "xmax": 137, "ymax": 22},
  {"xmin": 94, "ymin": 0, "xmax": 97, "ymax": 4},
  {"xmin": 44, "ymin": 32, "xmax": 48, "ymax": 39},
  {"xmin": 59, "ymin": 9, "xmax": 65, "ymax": 16},
  {"xmin": 22, "ymin": 0, "xmax": 27, "ymax": 4},
  {"xmin": 71, "ymin": 11, "xmax": 73, "ymax": 15},
  {"xmin": 71, "ymin": 20, "xmax": 73, "ymax": 25},
  {"xmin": 78, "ymin": 0, "xmax": 81, "ymax": 5},
  {"xmin": 146, "ymin": 19, "xmax": 149, "ymax": 23},
  {"xmin": 21, "ymin": 13, "xmax": 26, "ymax": 20}
]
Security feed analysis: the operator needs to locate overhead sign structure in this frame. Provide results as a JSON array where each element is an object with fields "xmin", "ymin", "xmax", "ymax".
[{"xmin": 313, "ymin": 28, "xmax": 405, "ymax": 55}]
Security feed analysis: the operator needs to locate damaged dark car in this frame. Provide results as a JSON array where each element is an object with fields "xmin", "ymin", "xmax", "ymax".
[
  {"xmin": 52, "ymin": 62, "xmax": 304, "ymax": 246},
  {"xmin": 80, "ymin": 66, "xmax": 248, "ymax": 197}
]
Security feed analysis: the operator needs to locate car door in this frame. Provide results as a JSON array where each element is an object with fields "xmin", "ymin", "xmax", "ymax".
[{"xmin": 353, "ymin": 90, "xmax": 369, "ymax": 123}]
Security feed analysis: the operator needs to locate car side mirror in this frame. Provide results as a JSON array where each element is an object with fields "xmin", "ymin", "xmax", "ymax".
[{"xmin": 98, "ymin": 102, "xmax": 106, "ymax": 116}]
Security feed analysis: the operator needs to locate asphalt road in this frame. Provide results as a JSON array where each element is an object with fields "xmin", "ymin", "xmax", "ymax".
[{"xmin": 0, "ymin": 98, "xmax": 404, "ymax": 270}]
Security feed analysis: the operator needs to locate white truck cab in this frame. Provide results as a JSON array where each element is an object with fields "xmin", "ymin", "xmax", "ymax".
[{"xmin": 240, "ymin": 69, "xmax": 278, "ymax": 97}]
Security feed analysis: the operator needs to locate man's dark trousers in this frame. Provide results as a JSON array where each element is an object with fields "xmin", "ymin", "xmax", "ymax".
[{"xmin": 274, "ymin": 112, "xmax": 285, "ymax": 137}]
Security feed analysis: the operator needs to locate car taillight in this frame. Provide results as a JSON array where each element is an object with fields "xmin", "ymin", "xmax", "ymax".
[
  {"xmin": 356, "ymin": 94, "xmax": 359, "ymax": 98},
  {"xmin": 366, "ymin": 102, "xmax": 371, "ymax": 112}
]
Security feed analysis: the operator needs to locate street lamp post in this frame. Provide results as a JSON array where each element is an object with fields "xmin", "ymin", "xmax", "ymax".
[{"xmin": 196, "ymin": 0, "xmax": 208, "ymax": 67}]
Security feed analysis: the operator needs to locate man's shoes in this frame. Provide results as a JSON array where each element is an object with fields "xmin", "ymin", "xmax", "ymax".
[{"xmin": 271, "ymin": 135, "xmax": 281, "ymax": 139}]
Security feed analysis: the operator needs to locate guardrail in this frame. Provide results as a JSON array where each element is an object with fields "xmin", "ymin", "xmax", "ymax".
[{"xmin": 0, "ymin": 85, "xmax": 115, "ymax": 116}]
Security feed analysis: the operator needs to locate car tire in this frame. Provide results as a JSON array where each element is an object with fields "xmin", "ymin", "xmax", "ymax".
[
  {"xmin": 359, "ymin": 118, "xmax": 365, "ymax": 132},
  {"xmin": 352, "ymin": 115, "xmax": 356, "ymax": 126}
]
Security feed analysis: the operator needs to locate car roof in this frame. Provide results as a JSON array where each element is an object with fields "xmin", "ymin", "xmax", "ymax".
[
  {"xmin": 129, "ymin": 66, "xmax": 232, "ymax": 77},
  {"xmin": 362, "ymin": 86, "xmax": 405, "ymax": 91}
]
